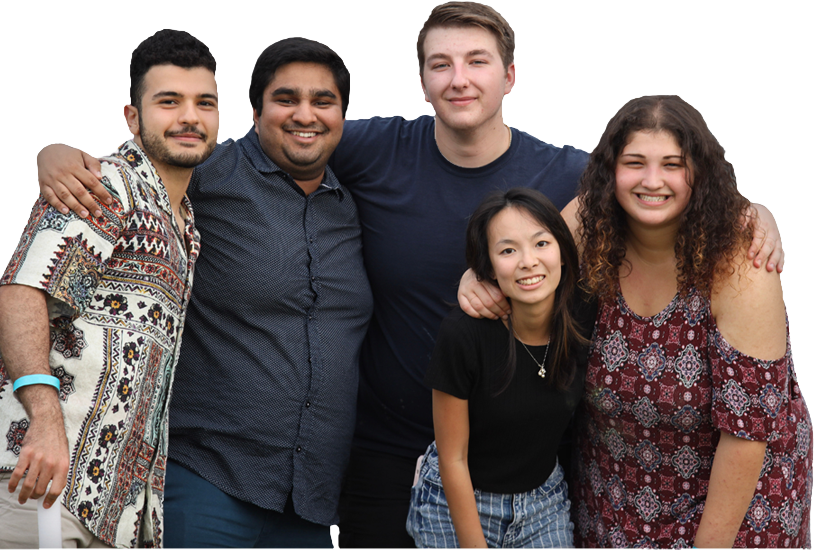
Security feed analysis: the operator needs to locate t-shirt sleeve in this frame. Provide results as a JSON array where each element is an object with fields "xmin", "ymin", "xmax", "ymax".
[
  {"xmin": 424, "ymin": 312, "xmax": 480, "ymax": 400},
  {"xmin": 1, "ymin": 172, "xmax": 126, "ymax": 316},
  {"xmin": 708, "ymin": 325, "xmax": 791, "ymax": 442}
]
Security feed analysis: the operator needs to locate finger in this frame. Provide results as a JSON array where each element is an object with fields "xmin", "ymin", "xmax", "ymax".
[
  {"xmin": 748, "ymin": 228, "xmax": 767, "ymax": 265},
  {"xmin": 62, "ymin": 174, "xmax": 104, "ymax": 218},
  {"xmin": 43, "ymin": 468, "xmax": 67, "ymax": 510},
  {"xmin": 81, "ymin": 151, "xmax": 103, "ymax": 181},
  {"xmin": 776, "ymin": 250, "xmax": 784, "ymax": 273},
  {"xmin": 766, "ymin": 245, "xmax": 784, "ymax": 273},
  {"xmin": 39, "ymin": 185, "xmax": 72, "ymax": 217},
  {"xmin": 484, "ymin": 284, "xmax": 511, "ymax": 318},
  {"xmin": 31, "ymin": 470, "xmax": 53, "ymax": 500},
  {"xmin": 459, "ymin": 295, "xmax": 484, "ymax": 319},
  {"xmin": 752, "ymin": 236, "xmax": 775, "ymax": 269},
  {"xmin": 17, "ymin": 466, "xmax": 38, "ymax": 504},
  {"xmin": 470, "ymin": 296, "xmax": 500, "ymax": 320},
  {"xmin": 7, "ymin": 460, "xmax": 28, "ymax": 493},
  {"xmin": 53, "ymin": 180, "xmax": 90, "ymax": 218}
]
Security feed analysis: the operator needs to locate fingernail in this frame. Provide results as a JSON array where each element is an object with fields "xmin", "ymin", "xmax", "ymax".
[
  {"xmin": 94, "ymin": 209, "xmax": 102, "ymax": 217},
  {"xmin": 60, "ymin": 207, "xmax": 69, "ymax": 215},
  {"xmin": 768, "ymin": 263, "xmax": 774, "ymax": 270},
  {"xmin": 80, "ymin": 210, "xmax": 88, "ymax": 218},
  {"xmin": 105, "ymin": 197, "xmax": 113, "ymax": 204}
]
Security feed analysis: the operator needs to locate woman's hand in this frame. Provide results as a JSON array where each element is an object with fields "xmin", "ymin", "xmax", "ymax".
[{"xmin": 746, "ymin": 203, "xmax": 784, "ymax": 272}]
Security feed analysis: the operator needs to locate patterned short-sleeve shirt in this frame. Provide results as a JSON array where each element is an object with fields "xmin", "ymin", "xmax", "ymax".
[{"xmin": 0, "ymin": 140, "xmax": 199, "ymax": 547}]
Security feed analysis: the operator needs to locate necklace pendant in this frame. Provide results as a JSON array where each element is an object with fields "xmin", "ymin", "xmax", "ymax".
[{"xmin": 538, "ymin": 365, "xmax": 546, "ymax": 379}]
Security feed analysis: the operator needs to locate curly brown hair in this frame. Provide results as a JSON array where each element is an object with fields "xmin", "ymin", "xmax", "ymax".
[{"xmin": 577, "ymin": 95, "xmax": 753, "ymax": 299}]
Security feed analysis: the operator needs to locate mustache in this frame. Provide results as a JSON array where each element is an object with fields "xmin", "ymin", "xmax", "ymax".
[{"xmin": 165, "ymin": 126, "xmax": 207, "ymax": 141}]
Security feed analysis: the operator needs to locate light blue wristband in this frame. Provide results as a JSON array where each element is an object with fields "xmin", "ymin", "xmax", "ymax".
[{"xmin": 12, "ymin": 374, "xmax": 60, "ymax": 392}]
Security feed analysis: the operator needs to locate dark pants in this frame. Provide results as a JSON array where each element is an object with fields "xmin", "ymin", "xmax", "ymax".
[
  {"xmin": 338, "ymin": 445, "xmax": 418, "ymax": 548},
  {"xmin": 163, "ymin": 458, "xmax": 332, "ymax": 548}
]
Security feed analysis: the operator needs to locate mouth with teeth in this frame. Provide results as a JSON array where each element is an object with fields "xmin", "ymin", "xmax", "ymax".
[
  {"xmin": 517, "ymin": 275, "xmax": 545, "ymax": 285},
  {"xmin": 637, "ymin": 194, "xmax": 669, "ymax": 203},
  {"xmin": 289, "ymin": 131, "xmax": 318, "ymax": 138}
]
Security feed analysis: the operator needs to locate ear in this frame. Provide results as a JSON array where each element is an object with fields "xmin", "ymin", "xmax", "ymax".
[
  {"xmin": 420, "ymin": 74, "xmax": 430, "ymax": 104},
  {"xmin": 253, "ymin": 108, "xmax": 260, "ymax": 135},
  {"xmin": 124, "ymin": 105, "xmax": 140, "ymax": 136},
  {"xmin": 504, "ymin": 63, "xmax": 516, "ymax": 96}
]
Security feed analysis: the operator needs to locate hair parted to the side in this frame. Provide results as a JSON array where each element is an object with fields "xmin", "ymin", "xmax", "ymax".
[
  {"xmin": 466, "ymin": 187, "xmax": 588, "ymax": 394},
  {"xmin": 130, "ymin": 29, "xmax": 216, "ymax": 109},
  {"xmin": 417, "ymin": 2, "xmax": 515, "ymax": 73},
  {"xmin": 249, "ymin": 37, "xmax": 350, "ymax": 118},
  {"xmin": 577, "ymin": 95, "xmax": 753, "ymax": 300}
]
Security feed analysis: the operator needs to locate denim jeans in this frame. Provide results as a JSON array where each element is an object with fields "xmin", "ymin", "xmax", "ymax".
[{"xmin": 406, "ymin": 442, "xmax": 574, "ymax": 548}]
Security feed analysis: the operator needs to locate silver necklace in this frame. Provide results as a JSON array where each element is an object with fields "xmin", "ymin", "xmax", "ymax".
[{"xmin": 518, "ymin": 335, "xmax": 550, "ymax": 379}]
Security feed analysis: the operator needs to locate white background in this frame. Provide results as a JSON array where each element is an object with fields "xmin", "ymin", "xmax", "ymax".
[{"xmin": 2, "ymin": 0, "xmax": 812, "ymax": 541}]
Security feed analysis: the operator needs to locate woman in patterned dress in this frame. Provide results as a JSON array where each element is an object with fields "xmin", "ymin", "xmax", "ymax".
[{"xmin": 572, "ymin": 95, "xmax": 811, "ymax": 548}]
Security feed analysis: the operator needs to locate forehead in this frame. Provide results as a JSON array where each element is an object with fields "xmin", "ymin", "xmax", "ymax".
[
  {"xmin": 488, "ymin": 207, "xmax": 551, "ymax": 241},
  {"xmin": 263, "ymin": 62, "xmax": 340, "ymax": 97},
  {"xmin": 622, "ymin": 130, "xmax": 682, "ymax": 154},
  {"xmin": 422, "ymin": 26, "xmax": 501, "ymax": 63},
  {"xmin": 141, "ymin": 64, "xmax": 217, "ymax": 97}
]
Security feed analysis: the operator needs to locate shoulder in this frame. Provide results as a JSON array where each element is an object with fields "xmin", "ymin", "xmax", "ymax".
[
  {"xmin": 512, "ymin": 129, "xmax": 589, "ymax": 169},
  {"xmin": 437, "ymin": 306, "xmax": 504, "ymax": 344},
  {"xmin": 336, "ymin": 116, "xmax": 431, "ymax": 155},
  {"xmin": 711, "ymin": 249, "xmax": 786, "ymax": 360}
]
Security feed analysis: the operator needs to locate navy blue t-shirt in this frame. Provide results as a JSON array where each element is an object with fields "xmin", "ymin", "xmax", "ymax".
[{"xmin": 330, "ymin": 116, "xmax": 588, "ymax": 458}]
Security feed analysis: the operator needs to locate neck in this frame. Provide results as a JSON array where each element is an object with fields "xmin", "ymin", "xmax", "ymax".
[
  {"xmin": 293, "ymin": 172, "xmax": 324, "ymax": 196},
  {"xmin": 625, "ymin": 217, "xmax": 679, "ymax": 267},
  {"xmin": 505, "ymin": 300, "xmax": 554, "ymax": 346},
  {"xmin": 434, "ymin": 112, "xmax": 510, "ymax": 168}
]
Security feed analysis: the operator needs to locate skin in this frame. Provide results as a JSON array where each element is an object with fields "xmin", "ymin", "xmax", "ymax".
[
  {"xmin": 253, "ymin": 62, "xmax": 344, "ymax": 195},
  {"xmin": 4, "ymin": 64, "xmax": 218, "ymax": 507},
  {"xmin": 435, "ymin": 207, "xmax": 560, "ymax": 546},
  {"xmin": 420, "ymin": 26, "xmax": 515, "ymax": 168}
]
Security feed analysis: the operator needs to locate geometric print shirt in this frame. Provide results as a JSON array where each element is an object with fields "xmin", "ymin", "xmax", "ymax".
[{"xmin": 0, "ymin": 140, "xmax": 200, "ymax": 547}]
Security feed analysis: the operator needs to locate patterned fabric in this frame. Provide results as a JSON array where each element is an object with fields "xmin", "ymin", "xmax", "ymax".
[
  {"xmin": 573, "ymin": 290, "xmax": 812, "ymax": 548},
  {"xmin": 0, "ymin": 140, "xmax": 199, "ymax": 547},
  {"xmin": 166, "ymin": 128, "xmax": 373, "ymax": 526}
]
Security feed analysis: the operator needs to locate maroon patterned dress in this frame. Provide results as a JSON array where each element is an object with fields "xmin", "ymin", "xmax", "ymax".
[{"xmin": 573, "ymin": 289, "xmax": 811, "ymax": 548}]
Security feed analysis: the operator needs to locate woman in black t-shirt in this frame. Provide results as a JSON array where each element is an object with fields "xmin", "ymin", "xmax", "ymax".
[{"xmin": 406, "ymin": 187, "xmax": 592, "ymax": 548}]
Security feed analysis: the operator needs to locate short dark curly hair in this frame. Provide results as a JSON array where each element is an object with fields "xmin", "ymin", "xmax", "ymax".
[
  {"xmin": 130, "ymin": 29, "xmax": 216, "ymax": 108},
  {"xmin": 577, "ymin": 95, "xmax": 752, "ymax": 299}
]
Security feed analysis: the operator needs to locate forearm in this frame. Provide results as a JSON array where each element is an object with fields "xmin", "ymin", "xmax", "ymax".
[
  {"xmin": 694, "ymin": 432, "xmax": 766, "ymax": 547},
  {"xmin": 0, "ymin": 285, "xmax": 60, "ymax": 417},
  {"xmin": 438, "ymin": 457, "xmax": 487, "ymax": 548}
]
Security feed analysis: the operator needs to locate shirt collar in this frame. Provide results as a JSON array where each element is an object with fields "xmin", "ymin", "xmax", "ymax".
[
  {"xmin": 239, "ymin": 127, "xmax": 345, "ymax": 199},
  {"xmin": 116, "ymin": 140, "xmax": 175, "ymax": 217}
]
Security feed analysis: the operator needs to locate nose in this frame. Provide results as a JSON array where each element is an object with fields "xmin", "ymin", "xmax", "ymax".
[
  {"xmin": 519, "ymin": 248, "xmax": 539, "ymax": 269},
  {"xmin": 178, "ymin": 100, "xmax": 200, "ymax": 126},
  {"xmin": 450, "ymin": 64, "xmax": 470, "ymax": 90},
  {"xmin": 292, "ymin": 101, "xmax": 317, "ymax": 126},
  {"xmin": 641, "ymin": 165, "xmax": 665, "ymax": 190}
]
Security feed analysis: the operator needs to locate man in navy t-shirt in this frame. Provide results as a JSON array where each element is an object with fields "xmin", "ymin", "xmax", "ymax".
[{"xmin": 330, "ymin": 3, "xmax": 588, "ymax": 547}]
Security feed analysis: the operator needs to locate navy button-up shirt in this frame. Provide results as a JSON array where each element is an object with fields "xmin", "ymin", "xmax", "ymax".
[{"xmin": 167, "ymin": 128, "xmax": 373, "ymax": 526}]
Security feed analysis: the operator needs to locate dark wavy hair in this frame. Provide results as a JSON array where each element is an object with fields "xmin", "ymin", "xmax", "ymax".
[
  {"xmin": 249, "ymin": 37, "xmax": 350, "ymax": 118},
  {"xmin": 467, "ymin": 187, "xmax": 588, "ymax": 393},
  {"xmin": 577, "ymin": 95, "xmax": 753, "ymax": 299},
  {"xmin": 130, "ymin": 29, "xmax": 216, "ymax": 109}
]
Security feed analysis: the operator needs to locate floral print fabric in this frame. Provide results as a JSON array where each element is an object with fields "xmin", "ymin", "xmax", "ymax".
[
  {"xmin": 0, "ymin": 141, "xmax": 199, "ymax": 547},
  {"xmin": 574, "ymin": 290, "xmax": 811, "ymax": 548}
]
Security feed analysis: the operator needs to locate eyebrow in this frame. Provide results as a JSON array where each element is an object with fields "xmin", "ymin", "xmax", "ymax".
[
  {"xmin": 620, "ymin": 153, "xmax": 683, "ymax": 160},
  {"xmin": 426, "ymin": 49, "xmax": 495, "ymax": 63},
  {"xmin": 151, "ymin": 91, "xmax": 218, "ymax": 101},
  {"xmin": 494, "ymin": 230, "xmax": 552, "ymax": 246},
  {"xmin": 270, "ymin": 87, "xmax": 338, "ymax": 100}
]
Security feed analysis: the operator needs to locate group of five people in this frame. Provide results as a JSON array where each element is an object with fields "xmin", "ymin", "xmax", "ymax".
[{"xmin": 0, "ymin": 1, "xmax": 807, "ymax": 548}]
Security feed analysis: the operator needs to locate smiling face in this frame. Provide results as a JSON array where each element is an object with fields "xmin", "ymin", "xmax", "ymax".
[
  {"xmin": 253, "ymin": 61, "xmax": 344, "ymax": 190},
  {"xmin": 615, "ymin": 130, "xmax": 692, "ymax": 231},
  {"xmin": 420, "ymin": 26, "xmax": 515, "ymax": 134},
  {"xmin": 127, "ymin": 64, "xmax": 219, "ymax": 171},
  {"xmin": 487, "ymin": 206, "xmax": 562, "ymax": 311}
]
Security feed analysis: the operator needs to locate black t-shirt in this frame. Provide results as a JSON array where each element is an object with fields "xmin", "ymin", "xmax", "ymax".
[
  {"xmin": 330, "ymin": 116, "xmax": 589, "ymax": 458},
  {"xmin": 424, "ymin": 300, "xmax": 594, "ymax": 494}
]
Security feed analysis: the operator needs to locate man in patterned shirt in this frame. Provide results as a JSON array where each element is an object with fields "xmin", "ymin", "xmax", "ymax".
[{"xmin": 0, "ymin": 30, "xmax": 218, "ymax": 547}]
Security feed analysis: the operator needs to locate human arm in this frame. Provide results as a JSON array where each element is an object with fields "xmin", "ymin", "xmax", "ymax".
[
  {"xmin": 0, "ymin": 285, "xmax": 69, "ymax": 508},
  {"xmin": 694, "ymin": 432, "xmax": 766, "ymax": 547},
  {"xmin": 37, "ymin": 144, "xmax": 111, "ymax": 218},
  {"xmin": 457, "ymin": 270, "xmax": 510, "ymax": 321},
  {"xmin": 746, "ymin": 203, "xmax": 784, "ymax": 272},
  {"xmin": 432, "ymin": 389, "xmax": 487, "ymax": 548}
]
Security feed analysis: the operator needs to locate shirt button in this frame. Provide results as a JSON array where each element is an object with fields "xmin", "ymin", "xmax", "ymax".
[
  {"xmin": 311, "ymin": 276, "xmax": 316, "ymax": 281},
  {"xmin": 305, "ymin": 401, "xmax": 311, "ymax": 408},
  {"xmin": 296, "ymin": 446, "xmax": 302, "ymax": 452}
]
